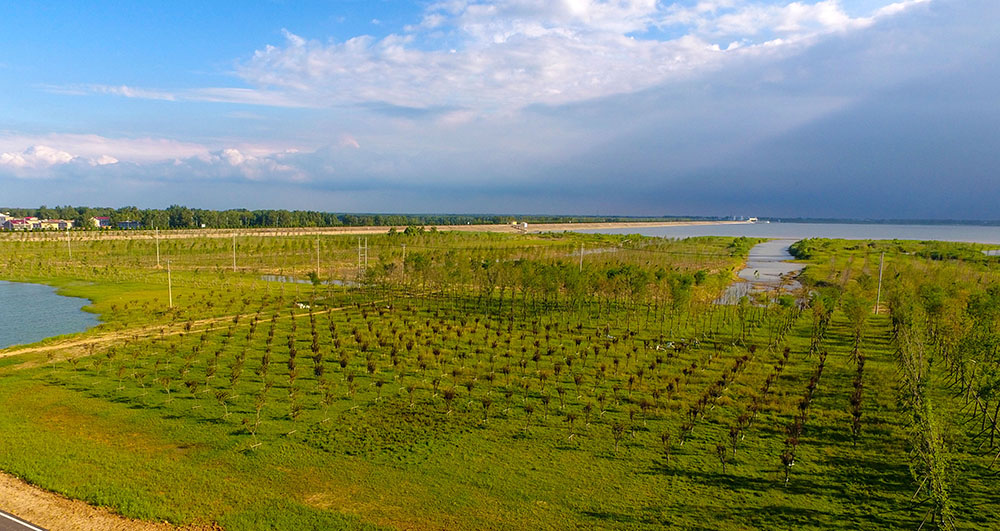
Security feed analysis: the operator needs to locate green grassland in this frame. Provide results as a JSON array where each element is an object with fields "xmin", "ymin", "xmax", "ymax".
[{"xmin": 0, "ymin": 230, "xmax": 998, "ymax": 529}]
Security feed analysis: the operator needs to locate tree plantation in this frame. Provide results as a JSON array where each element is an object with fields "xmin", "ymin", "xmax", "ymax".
[{"xmin": 0, "ymin": 230, "xmax": 998, "ymax": 529}]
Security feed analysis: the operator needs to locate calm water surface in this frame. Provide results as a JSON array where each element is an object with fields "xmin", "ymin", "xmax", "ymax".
[
  {"xmin": 0, "ymin": 281, "xmax": 98, "ymax": 349},
  {"xmin": 583, "ymin": 222, "xmax": 1000, "ymax": 244}
]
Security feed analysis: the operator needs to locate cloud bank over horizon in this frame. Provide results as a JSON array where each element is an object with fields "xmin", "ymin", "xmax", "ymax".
[{"xmin": 1, "ymin": 0, "xmax": 997, "ymax": 219}]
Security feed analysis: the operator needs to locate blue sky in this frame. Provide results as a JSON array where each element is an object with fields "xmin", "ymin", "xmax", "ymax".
[{"xmin": 1, "ymin": 0, "xmax": 997, "ymax": 218}]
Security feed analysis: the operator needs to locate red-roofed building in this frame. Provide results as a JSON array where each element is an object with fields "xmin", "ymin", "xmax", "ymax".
[
  {"xmin": 90, "ymin": 216, "xmax": 111, "ymax": 228},
  {"xmin": 39, "ymin": 219, "xmax": 74, "ymax": 230},
  {"xmin": 2, "ymin": 219, "xmax": 31, "ymax": 231}
]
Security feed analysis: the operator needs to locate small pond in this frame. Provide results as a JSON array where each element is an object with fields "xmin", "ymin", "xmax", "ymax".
[
  {"xmin": 0, "ymin": 280, "xmax": 99, "ymax": 349},
  {"xmin": 261, "ymin": 275, "xmax": 358, "ymax": 287}
]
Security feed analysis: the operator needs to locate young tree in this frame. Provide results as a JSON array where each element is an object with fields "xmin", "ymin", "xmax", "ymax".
[
  {"xmin": 442, "ymin": 387, "xmax": 457, "ymax": 414},
  {"xmin": 780, "ymin": 451, "xmax": 795, "ymax": 486},
  {"xmin": 611, "ymin": 420, "xmax": 626, "ymax": 454},
  {"xmin": 565, "ymin": 411, "xmax": 578, "ymax": 438},
  {"xmin": 716, "ymin": 443, "xmax": 729, "ymax": 474}
]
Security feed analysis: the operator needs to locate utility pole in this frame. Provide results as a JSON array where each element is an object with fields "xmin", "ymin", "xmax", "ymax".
[
  {"xmin": 315, "ymin": 237, "xmax": 320, "ymax": 274},
  {"xmin": 402, "ymin": 243, "xmax": 406, "ymax": 263},
  {"xmin": 875, "ymin": 251, "xmax": 885, "ymax": 314},
  {"xmin": 358, "ymin": 237, "xmax": 362, "ymax": 277},
  {"xmin": 364, "ymin": 238, "xmax": 368, "ymax": 268},
  {"xmin": 232, "ymin": 234, "xmax": 237, "ymax": 272},
  {"xmin": 155, "ymin": 228, "xmax": 160, "ymax": 268},
  {"xmin": 167, "ymin": 260, "xmax": 173, "ymax": 308},
  {"xmin": 66, "ymin": 229, "xmax": 72, "ymax": 260}
]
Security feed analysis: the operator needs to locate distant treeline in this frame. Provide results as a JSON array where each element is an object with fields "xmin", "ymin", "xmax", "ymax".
[{"xmin": 1, "ymin": 205, "xmax": 715, "ymax": 230}]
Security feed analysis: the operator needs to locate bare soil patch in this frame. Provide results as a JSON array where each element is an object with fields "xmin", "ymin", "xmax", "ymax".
[{"xmin": 0, "ymin": 471, "xmax": 216, "ymax": 531}]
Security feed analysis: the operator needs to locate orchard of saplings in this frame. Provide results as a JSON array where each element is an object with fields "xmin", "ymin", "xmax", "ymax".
[{"xmin": 0, "ymin": 228, "xmax": 997, "ymax": 530}]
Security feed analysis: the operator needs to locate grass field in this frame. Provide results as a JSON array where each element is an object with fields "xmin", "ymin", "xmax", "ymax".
[{"xmin": 1, "ymin": 230, "xmax": 998, "ymax": 529}]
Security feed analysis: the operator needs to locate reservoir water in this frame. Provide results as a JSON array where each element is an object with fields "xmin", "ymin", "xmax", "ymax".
[
  {"xmin": 0, "ymin": 281, "xmax": 99, "ymax": 349},
  {"xmin": 582, "ymin": 222, "xmax": 1000, "ymax": 245}
]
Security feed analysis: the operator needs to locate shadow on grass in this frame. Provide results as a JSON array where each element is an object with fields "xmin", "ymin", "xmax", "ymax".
[
  {"xmin": 582, "ymin": 501, "xmax": 838, "ymax": 530},
  {"xmin": 636, "ymin": 450, "xmax": 916, "ymax": 528}
]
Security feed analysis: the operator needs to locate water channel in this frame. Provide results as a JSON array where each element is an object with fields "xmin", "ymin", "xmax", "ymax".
[{"xmin": 717, "ymin": 240, "xmax": 804, "ymax": 304}]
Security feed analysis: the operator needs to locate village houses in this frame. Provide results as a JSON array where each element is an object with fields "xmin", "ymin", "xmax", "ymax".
[{"xmin": 0, "ymin": 212, "xmax": 76, "ymax": 231}]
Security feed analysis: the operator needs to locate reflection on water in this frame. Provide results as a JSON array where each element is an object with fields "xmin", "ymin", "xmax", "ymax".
[
  {"xmin": 261, "ymin": 275, "xmax": 357, "ymax": 287},
  {"xmin": 581, "ymin": 222, "xmax": 1000, "ymax": 244},
  {"xmin": 718, "ymin": 240, "xmax": 804, "ymax": 304},
  {"xmin": 0, "ymin": 280, "xmax": 98, "ymax": 349}
]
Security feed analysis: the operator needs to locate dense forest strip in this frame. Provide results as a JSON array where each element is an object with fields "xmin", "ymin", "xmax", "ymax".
[{"xmin": 0, "ymin": 204, "xmax": 732, "ymax": 231}]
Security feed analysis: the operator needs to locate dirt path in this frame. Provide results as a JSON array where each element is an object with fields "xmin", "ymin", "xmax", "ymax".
[
  {"xmin": 0, "ymin": 472, "xmax": 215, "ymax": 531},
  {"xmin": 0, "ymin": 314, "xmax": 237, "ymax": 363},
  {"xmin": 0, "ymin": 305, "xmax": 352, "ymax": 366}
]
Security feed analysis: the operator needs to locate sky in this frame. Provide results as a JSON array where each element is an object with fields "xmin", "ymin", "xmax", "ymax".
[{"xmin": 1, "ymin": 0, "xmax": 997, "ymax": 219}]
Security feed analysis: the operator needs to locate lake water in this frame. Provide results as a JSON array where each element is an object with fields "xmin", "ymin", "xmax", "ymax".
[
  {"xmin": 582, "ymin": 222, "xmax": 1000, "ymax": 245},
  {"xmin": 0, "ymin": 281, "xmax": 99, "ymax": 349}
]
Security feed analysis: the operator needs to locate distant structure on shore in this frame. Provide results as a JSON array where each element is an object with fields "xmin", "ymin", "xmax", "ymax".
[
  {"xmin": 91, "ymin": 216, "xmax": 111, "ymax": 228},
  {"xmin": 116, "ymin": 220, "xmax": 142, "ymax": 230},
  {"xmin": 0, "ymin": 212, "xmax": 75, "ymax": 231},
  {"xmin": 0, "ymin": 213, "xmax": 144, "ymax": 232}
]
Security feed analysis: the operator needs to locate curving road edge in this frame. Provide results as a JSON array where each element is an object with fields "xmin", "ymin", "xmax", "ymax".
[{"xmin": 0, "ymin": 510, "xmax": 45, "ymax": 531}]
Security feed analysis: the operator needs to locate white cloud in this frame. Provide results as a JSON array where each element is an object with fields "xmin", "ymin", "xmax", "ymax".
[
  {"xmin": 874, "ymin": 0, "xmax": 931, "ymax": 17},
  {"xmin": 184, "ymin": 87, "xmax": 309, "ymax": 107},
  {"xmin": 0, "ymin": 133, "xmax": 313, "ymax": 183},
  {"xmin": 230, "ymin": 0, "xmax": 928, "ymax": 110},
  {"xmin": 45, "ymin": 1, "xmax": 930, "ymax": 113},
  {"xmin": 339, "ymin": 135, "xmax": 361, "ymax": 149},
  {"xmin": 0, "ymin": 145, "xmax": 74, "ymax": 169},
  {"xmin": 42, "ymin": 84, "xmax": 177, "ymax": 101},
  {"xmin": 220, "ymin": 148, "xmax": 247, "ymax": 166},
  {"xmin": 0, "ymin": 145, "xmax": 119, "ymax": 175},
  {"xmin": 190, "ymin": 148, "xmax": 307, "ymax": 181},
  {"xmin": 0, "ymin": 133, "xmax": 209, "ymax": 162},
  {"xmin": 92, "ymin": 154, "xmax": 119, "ymax": 166},
  {"xmin": 43, "ymin": 84, "xmax": 309, "ymax": 108},
  {"xmin": 237, "ymin": 26, "xmax": 730, "ymax": 109},
  {"xmin": 90, "ymin": 84, "xmax": 178, "ymax": 101}
]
